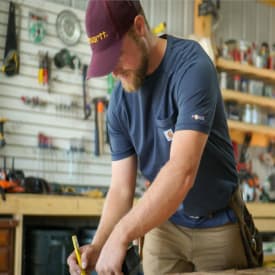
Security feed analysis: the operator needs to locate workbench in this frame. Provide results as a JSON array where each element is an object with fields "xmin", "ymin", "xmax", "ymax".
[
  {"xmin": 1, "ymin": 194, "xmax": 275, "ymax": 275},
  {"xmin": 0, "ymin": 194, "xmax": 104, "ymax": 275},
  {"xmin": 171, "ymin": 266, "xmax": 275, "ymax": 274}
]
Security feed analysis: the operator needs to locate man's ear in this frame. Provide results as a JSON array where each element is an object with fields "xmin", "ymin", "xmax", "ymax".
[{"xmin": 133, "ymin": 15, "xmax": 146, "ymax": 36}]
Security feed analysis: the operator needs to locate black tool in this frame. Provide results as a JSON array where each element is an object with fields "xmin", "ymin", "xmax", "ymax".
[
  {"xmin": 122, "ymin": 245, "xmax": 141, "ymax": 275},
  {"xmin": 23, "ymin": 177, "xmax": 50, "ymax": 194},
  {"xmin": 82, "ymin": 64, "xmax": 91, "ymax": 120},
  {"xmin": 7, "ymin": 157, "xmax": 25, "ymax": 185},
  {"xmin": 199, "ymin": 0, "xmax": 220, "ymax": 17},
  {"xmin": 54, "ymin": 48, "xmax": 81, "ymax": 70},
  {"xmin": 0, "ymin": 156, "xmax": 25, "ymax": 200},
  {"xmin": 237, "ymin": 133, "xmax": 252, "ymax": 181},
  {"xmin": 0, "ymin": 118, "xmax": 7, "ymax": 148},
  {"xmin": 2, "ymin": 2, "xmax": 20, "ymax": 76},
  {"xmin": 239, "ymin": 133, "xmax": 252, "ymax": 165}
]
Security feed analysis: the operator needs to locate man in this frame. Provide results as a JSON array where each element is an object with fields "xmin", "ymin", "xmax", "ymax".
[{"xmin": 68, "ymin": 0, "xmax": 248, "ymax": 274}]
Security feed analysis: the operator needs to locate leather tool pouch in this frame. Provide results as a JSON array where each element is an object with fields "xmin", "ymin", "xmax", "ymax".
[
  {"xmin": 229, "ymin": 186, "xmax": 263, "ymax": 268},
  {"xmin": 122, "ymin": 245, "xmax": 140, "ymax": 275}
]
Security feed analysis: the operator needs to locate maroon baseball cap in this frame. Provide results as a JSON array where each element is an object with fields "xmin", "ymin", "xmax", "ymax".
[{"xmin": 85, "ymin": 0, "xmax": 142, "ymax": 78}]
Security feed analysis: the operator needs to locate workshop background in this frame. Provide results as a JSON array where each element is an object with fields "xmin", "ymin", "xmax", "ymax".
[
  {"xmin": 0, "ymin": 0, "xmax": 274, "ymax": 191},
  {"xmin": 0, "ymin": 0, "xmax": 275, "ymax": 275}
]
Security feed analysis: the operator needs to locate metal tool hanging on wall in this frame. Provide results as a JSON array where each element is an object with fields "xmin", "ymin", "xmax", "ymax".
[
  {"xmin": 28, "ymin": 11, "xmax": 47, "ymax": 44},
  {"xmin": 198, "ymin": 0, "xmax": 220, "ymax": 17},
  {"xmin": 82, "ymin": 65, "xmax": 91, "ymax": 120},
  {"xmin": 93, "ymin": 97, "xmax": 109, "ymax": 156},
  {"xmin": 1, "ymin": 2, "xmax": 20, "ymax": 76},
  {"xmin": 56, "ymin": 10, "xmax": 81, "ymax": 46},
  {"xmin": 38, "ymin": 51, "xmax": 50, "ymax": 86},
  {"xmin": 54, "ymin": 48, "xmax": 81, "ymax": 70},
  {"xmin": 0, "ymin": 118, "xmax": 7, "ymax": 148}
]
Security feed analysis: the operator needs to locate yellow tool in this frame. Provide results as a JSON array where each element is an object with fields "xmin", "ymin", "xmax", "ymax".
[
  {"xmin": 152, "ymin": 22, "xmax": 166, "ymax": 36},
  {"xmin": 72, "ymin": 235, "xmax": 86, "ymax": 275},
  {"xmin": 38, "ymin": 52, "xmax": 44, "ymax": 84}
]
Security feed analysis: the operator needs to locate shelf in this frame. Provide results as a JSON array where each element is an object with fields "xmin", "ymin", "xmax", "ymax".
[
  {"xmin": 222, "ymin": 89, "xmax": 275, "ymax": 109},
  {"xmin": 216, "ymin": 58, "xmax": 275, "ymax": 82},
  {"xmin": 264, "ymin": 254, "xmax": 275, "ymax": 262},
  {"xmin": 259, "ymin": 0, "xmax": 275, "ymax": 7},
  {"xmin": 228, "ymin": 120, "xmax": 275, "ymax": 137},
  {"xmin": 0, "ymin": 194, "xmax": 105, "ymax": 216}
]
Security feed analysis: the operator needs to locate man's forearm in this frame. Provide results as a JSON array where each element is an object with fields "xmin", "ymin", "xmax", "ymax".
[
  {"xmin": 114, "ymin": 130, "xmax": 208, "ymax": 245},
  {"xmin": 92, "ymin": 185, "xmax": 134, "ymax": 249},
  {"xmin": 114, "ymin": 158, "xmax": 197, "ymax": 245}
]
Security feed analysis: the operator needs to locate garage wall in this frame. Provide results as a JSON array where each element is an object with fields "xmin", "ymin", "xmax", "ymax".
[
  {"xmin": 215, "ymin": 0, "xmax": 275, "ymax": 48},
  {"xmin": 0, "ymin": 0, "xmax": 273, "ymax": 190},
  {"xmin": 214, "ymin": 0, "xmax": 275, "ymax": 184},
  {"xmin": 45, "ymin": 0, "xmax": 194, "ymax": 38},
  {"xmin": 0, "ymin": 0, "xmax": 111, "ymax": 187},
  {"xmin": 0, "ymin": 0, "xmax": 193, "ymax": 188}
]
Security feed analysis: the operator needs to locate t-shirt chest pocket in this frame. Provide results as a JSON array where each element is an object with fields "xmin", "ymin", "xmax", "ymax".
[{"xmin": 155, "ymin": 112, "xmax": 177, "ymax": 143}]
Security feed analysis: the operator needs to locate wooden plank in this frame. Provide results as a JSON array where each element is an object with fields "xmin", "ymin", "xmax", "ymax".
[
  {"xmin": 0, "ymin": 199, "xmax": 19, "ymax": 214},
  {"xmin": 216, "ymin": 58, "xmax": 275, "ymax": 83},
  {"xmin": 222, "ymin": 89, "xmax": 275, "ymax": 110},
  {"xmin": 229, "ymin": 130, "xmax": 269, "ymax": 147},
  {"xmin": 14, "ymin": 214, "xmax": 23, "ymax": 275},
  {"xmin": 259, "ymin": 0, "xmax": 275, "ymax": 8},
  {"xmin": 254, "ymin": 218, "xmax": 275, "ymax": 232},
  {"xmin": 0, "ymin": 194, "xmax": 104, "ymax": 216},
  {"xmin": 171, "ymin": 267, "xmax": 275, "ymax": 274},
  {"xmin": 228, "ymin": 120, "xmax": 275, "ymax": 138},
  {"xmin": 264, "ymin": 254, "xmax": 275, "ymax": 261},
  {"xmin": 247, "ymin": 203, "xmax": 275, "ymax": 218}
]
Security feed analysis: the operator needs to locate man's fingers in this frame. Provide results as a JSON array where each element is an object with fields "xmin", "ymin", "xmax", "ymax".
[
  {"xmin": 81, "ymin": 251, "xmax": 88, "ymax": 269},
  {"xmin": 68, "ymin": 261, "xmax": 81, "ymax": 275},
  {"xmin": 67, "ymin": 252, "xmax": 81, "ymax": 274},
  {"xmin": 68, "ymin": 243, "xmax": 99, "ymax": 274}
]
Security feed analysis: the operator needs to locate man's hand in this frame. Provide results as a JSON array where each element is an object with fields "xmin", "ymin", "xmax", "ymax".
[
  {"xmin": 67, "ymin": 244, "xmax": 100, "ymax": 275},
  {"xmin": 95, "ymin": 229, "xmax": 128, "ymax": 274}
]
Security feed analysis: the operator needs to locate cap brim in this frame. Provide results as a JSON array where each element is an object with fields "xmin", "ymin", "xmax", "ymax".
[{"xmin": 86, "ymin": 38, "xmax": 122, "ymax": 79}]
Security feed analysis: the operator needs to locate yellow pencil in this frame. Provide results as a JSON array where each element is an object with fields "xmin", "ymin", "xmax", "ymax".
[{"xmin": 72, "ymin": 235, "xmax": 86, "ymax": 275}]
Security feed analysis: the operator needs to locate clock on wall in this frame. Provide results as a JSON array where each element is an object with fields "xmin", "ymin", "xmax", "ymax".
[{"xmin": 56, "ymin": 10, "xmax": 81, "ymax": 46}]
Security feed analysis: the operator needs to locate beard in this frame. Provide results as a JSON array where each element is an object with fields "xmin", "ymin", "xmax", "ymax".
[{"xmin": 120, "ymin": 37, "xmax": 149, "ymax": 93}]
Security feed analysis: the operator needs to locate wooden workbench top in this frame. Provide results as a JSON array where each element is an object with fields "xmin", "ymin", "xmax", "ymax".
[
  {"xmin": 1, "ymin": 195, "xmax": 275, "ymax": 275},
  {"xmin": 1, "ymin": 194, "xmax": 275, "ymax": 231},
  {"xmin": 171, "ymin": 266, "xmax": 275, "ymax": 274},
  {"xmin": 0, "ymin": 194, "xmax": 105, "ymax": 216}
]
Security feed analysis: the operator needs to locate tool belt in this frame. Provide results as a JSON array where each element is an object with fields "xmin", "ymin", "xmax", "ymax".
[
  {"xmin": 229, "ymin": 186, "xmax": 263, "ymax": 268},
  {"xmin": 122, "ymin": 245, "xmax": 140, "ymax": 275}
]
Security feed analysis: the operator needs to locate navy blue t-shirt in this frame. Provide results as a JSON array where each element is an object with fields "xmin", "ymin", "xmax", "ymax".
[{"xmin": 107, "ymin": 35, "xmax": 238, "ymax": 228}]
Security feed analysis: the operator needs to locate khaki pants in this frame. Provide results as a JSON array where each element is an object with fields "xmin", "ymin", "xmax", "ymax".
[{"xmin": 142, "ymin": 221, "xmax": 247, "ymax": 274}]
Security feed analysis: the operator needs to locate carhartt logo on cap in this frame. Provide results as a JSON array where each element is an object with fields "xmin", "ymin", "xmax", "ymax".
[
  {"xmin": 85, "ymin": 0, "xmax": 142, "ymax": 78},
  {"xmin": 89, "ymin": 31, "xmax": 109, "ymax": 44}
]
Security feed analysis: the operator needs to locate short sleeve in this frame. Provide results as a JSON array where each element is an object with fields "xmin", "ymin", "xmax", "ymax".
[
  {"xmin": 107, "ymin": 106, "xmax": 135, "ymax": 161},
  {"xmin": 175, "ymin": 59, "xmax": 218, "ymax": 134}
]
